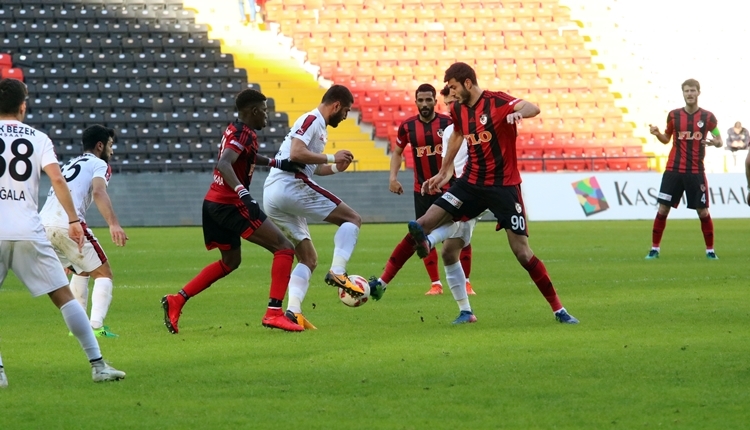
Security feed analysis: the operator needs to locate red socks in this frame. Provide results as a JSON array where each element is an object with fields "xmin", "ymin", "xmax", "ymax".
[
  {"xmin": 423, "ymin": 248, "xmax": 440, "ymax": 283},
  {"xmin": 180, "ymin": 260, "xmax": 233, "ymax": 303},
  {"xmin": 700, "ymin": 215, "xmax": 714, "ymax": 249},
  {"xmin": 651, "ymin": 212, "xmax": 668, "ymax": 248},
  {"xmin": 269, "ymin": 249, "xmax": 295, "ymax": 303},
  {"xmin": 459, "ymin": 244, "xmax": 472, "ymax": 278},
  {"xmin": 381, "ymin": 235, "xmax": 416, "ymax": 284},
  {"xmin": 522, "ymin": 256, "xmax": 562, "ymax": 312}
]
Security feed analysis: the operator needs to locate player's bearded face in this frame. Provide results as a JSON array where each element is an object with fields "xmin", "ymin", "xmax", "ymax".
[
  {"xmin": 100, "ymin": 138, "xmax": 113, "ymax": 163},
  {"xmin": 455, "ymin": 83, "xmax": 471, "ymax": 104},
  {"xmin": 329, "ymin": 103, "xmax": 350, "ymax": 128},
  {"xmin": 682, "ymin": 86, "xmax": 699, "ymax": 105},
  {"xmin": 415, "ymin": 91, "xmax": 435, "ymax": 118}
]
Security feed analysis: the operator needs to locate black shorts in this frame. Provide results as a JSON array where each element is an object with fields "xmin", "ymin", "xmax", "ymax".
[
  {"xmin": 202, "ymin": 199, "xmax": 267, "ymax": 251},
  {"xmin": 657, "ymin": 171, "xmax": 709, "ymax": 209},
  {"xmin": 413, "ymin": 191, "xmax": 441, "ymax": 219},
  {"xmin": 433, "ymin": 178, "xmax": 528, "ymax": 236}
]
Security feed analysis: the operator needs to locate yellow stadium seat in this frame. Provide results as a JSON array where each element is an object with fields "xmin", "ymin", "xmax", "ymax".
[
  {"xmin": 558, "ymin": 63, "xmax": 580, "ymax": 80},
  {"xmin": 537, "ymin": 63, "xmax": 559, "ymax": 80}
]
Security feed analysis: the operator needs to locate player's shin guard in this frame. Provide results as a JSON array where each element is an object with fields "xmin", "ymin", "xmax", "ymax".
[
  {"xmin": 181, "ymin": 260, "xmax": 233, "ymax": 301},
  {"xmin": 423, "ymin": 248, "xmax": 441, "ymax": 283},
  {"xmin": 445, "ymin": 262, "xmax": 471, "ymax": 312},
  {"xmin": 700, "ymin": 215, "xmax": 714, "ymax": 249},
  {"xmin": 60, "ymin": 300, "xmax": 101, "ymax": 361},
  {"xmin": 69, "ymin": 274, "xmax": 90, "ymax": 312},
  {"xmin": 269, "ymin": 249, "xmax": 294, "ymax": 305},
  {"xmin": 523, "ymin": 256, "xmax": 563, "ymax": 312},
  {"xmin": 331, "ymin": 222, "xmax": 359, "ymax": 274},
  {"xmin": 90, "ymin": 277, "xmax": 113, "ymax": 329},
  {"xmin": 287, "ymin": 263, "xmax": 311, "ymax": 314},
  {"xmin": 381, "ymin": 235, "xmax": 417, "ymax": 284},
  {"xmin": 460, "ymin": 244, "xmax": 472, "ymax": 278},
  {"xmin": 652, "ymin": 212, "xmax": 668, "ymax": 248}
]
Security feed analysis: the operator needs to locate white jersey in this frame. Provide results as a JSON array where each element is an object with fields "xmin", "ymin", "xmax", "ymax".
[
  {"xmin": 40, "ymin": 152, "xmax": 110, "ymax": 229},
  {"xmin": 0, "ymin": 120, "xmax": 59, "ymax": 240},
  {"xmin": 443, "ymin": 123, "xmax": 469, "ymax": 178},
  {"xmin": 265, "ymin": 108, "xmax": 328, "ymax": 187}
]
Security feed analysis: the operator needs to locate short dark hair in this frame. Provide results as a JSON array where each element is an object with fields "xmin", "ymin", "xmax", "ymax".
[
  {"xmin": 444, "ymin": 62, "xmax": 478, "ymax": 86},
  {"xmin": 82, "ymin": 125, "xmax": 115, "ymax": 152},
  {"xmin": 236, "ymin": 89, "xmax": 267, "ymax": 111},
  {"xmin": 321, "ymin": 84, "xmax": 353, "ymax": 106},
  {"xmin": 681, "ymin": 78, "xmax": 700, "ymax": 91},
  {"xmin": 415, "ymin": 83, "xmax": 436, "ymax": 99},
  {"xmin": 0, "ymin": 78, "xmax": 27, "ymax": 115},
  {"xmin": 440, "ymin": 85, "xmax": 451, "ymax": 97}
]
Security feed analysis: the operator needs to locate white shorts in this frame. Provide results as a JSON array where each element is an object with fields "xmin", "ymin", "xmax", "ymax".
[
  {"xmin": 45, "ymin": 225, "xmax": 108, "ymax": 274},
  {"xmin": 450, "ymin": 217, "xmax": 478, "ymax": 246},
  {"xmin": 0, "ymin": 240, "xmax": 70, "ymax": 297},
  {"xmin": 263, "ymin": 174, "xmax": 342, "ymax": 245}
]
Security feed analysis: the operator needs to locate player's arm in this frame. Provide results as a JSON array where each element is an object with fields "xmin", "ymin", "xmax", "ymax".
[
  {"xmin": 389, "ymin": 145, "xmax": 405, "ymax": 195},
  {"xmin": 217, "ymin": 148, "xmax": 258, "ymax": 210},
  {"xmin": 254, "ymin": 154, "xmax": 303, "ymax": 172},
  {"xmin": 703, "ymin": 127, "xmax": 723, "ymax": 148},
  {"xmin": 42, "ymin": 162, "xmax": 84, "ymax": 250},
  {"xmin": 650, "ymin": 114, "xmax": 672, "ymax": 144},
  {"xmin": 507, "ymin": 99, "xmax": 540, "ymax": 124},
  {"xmin": 423, "ymin": 128, "xmax": 459, "ymax": 195},
  {"xmin": 290, "ymin": 138, "xmax": 352, "ymax": 175},
  {"xmin": 91, "ymin": 177, "xmax": 128, "ymax": 247}
]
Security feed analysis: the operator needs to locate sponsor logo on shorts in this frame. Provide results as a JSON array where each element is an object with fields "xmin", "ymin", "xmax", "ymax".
[
  {"xmin": 441, "ymin": 192, "xmax": 463, "ymax": 209},
  {"xmin": 571, "ymin": 176, "xmax": 610, "ymax": 216},
  {"xmin": 658, "ymin": 192, "xmax": 672, "ymax": 201},
  {"xmin": 700, "ymin": 184, "xmax": 706, "ymax": 192}
]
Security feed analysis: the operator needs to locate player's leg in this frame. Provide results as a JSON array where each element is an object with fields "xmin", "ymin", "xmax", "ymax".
[
  {"xmin": 414, "ymin": 191, "xmax": 443, "ymax": 294},
  {"xmin": 323, "ymin": 202, "xmax": 366, "ymax": 296},
  {"xmin": 686, "ymin": 174, "xmax": 716, "ymax": 259},
  {"xmin": 244, "ymin": 217, "xmax": 303, "ymax": 332},
  {"xmin": 87, "ymin": 263, "xmax": 117, "ymax": 337},
  {"xmin": 161, "ymin": 202, "xmax": 238, "ymax": 334},
  {"xmin": 368, "ymin": 233, "xmax": 417, "ymax": 300},
  {"xmin": 285, "ymin": 238, "xmax": 318, "ymax": 329},
  {"xmin": 648, "ymin": 172, "xmax": 682, "ymax": 258},
  {"xmin": 46, "ymin": 225, "xmax": 90, "ymax": 310},
  {"xmin": 69, "ymin": 273, "xmax": 90, "ymax": 312},
  {"xmin": 456, "ymin": 218, "xmax": 477, "ymax": 295},
  {"xmin": 0, "ymin": 244, "xmax": 7, "ymax": 388},
  {"xmin": 8, "ymin": 240, "xmax": 125, "ymax": 381},
  {"xmin": 442, "ymin": 237, "xmax": 476, "ymax": 324},
  {"xmin": 0, "ymin": 352, "xmax": 6, "ymax": 388}
]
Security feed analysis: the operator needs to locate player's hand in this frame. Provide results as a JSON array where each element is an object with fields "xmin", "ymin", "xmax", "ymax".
[
  {"xmin": 335, "ymin": 158, "xmax": 351, "ymax": 172},
  {"xmin": 389, "ymin": 179, "xmax": 404, "ymax": 195},
  {"xmin": 69, "ymin": 222, "xmax": 84, "ymax": 252},
  {"xmin": 334, "ymin": 150, "xmax": 354, "ymax": 164},
  {"xmin": 110, "ymin": 225, "xmax": 129, "ymax": 247},
  {"xmin": 506, "ymin": 112, "xmax": 524, "ymax": 125},
  {"xmin": 701, "ymin": 137, "xmax": 722, "ymax": 148},
  {"xmin": 273, "ymin": 158, "xmax": 305, "ymax": 173},
  {"xmin": 649, "ymin": 124, "xmax": 660, "ymax": 135},
  {"xmin": 421, "ymin": 172, "xmax": 449, "ymax": 195}
]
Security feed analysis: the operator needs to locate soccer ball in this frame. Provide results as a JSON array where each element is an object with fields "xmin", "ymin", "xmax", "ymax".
[{"xmin": 338, "ymin": 275, "xmax": 370, "ymax": 307}]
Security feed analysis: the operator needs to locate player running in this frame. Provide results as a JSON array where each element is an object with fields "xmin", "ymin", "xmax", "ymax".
[
  {"xmin": 263, "ymin": 85, "xmax": 365, "ymax": 330},
  {"xmin": 645, "ymin": 79, "xmax": 723, "ymax": 259},
  {"xmin": 0, "ymin": 78, "xmax": 125, "ymax": 386},
  {"xmin": 40, "ymin": 125, "xmax": 128, "ymax": 338},
  {"xmin": 408, "ymin": 63, "xmax": 579, "ymax": 325},
  {"xmin": 161, "ymin": 89, "xmax": 304, "ymax": 334}
]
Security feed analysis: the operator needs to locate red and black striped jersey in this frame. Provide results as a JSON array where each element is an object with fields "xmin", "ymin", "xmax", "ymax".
[
  {"xmin": 205, "ymin": 119, "xmax": 259, "ymax": 204},
  {"xmin": 397, "ymin": 113, "xmax": 453, "ymax": 192},
  {"xmin": 664, "ymin": 108, "xmax": 718, "ymax": 173},
  {"xmin": 450, "ymin": 91, "xmax": 522, "ymax": 186}
]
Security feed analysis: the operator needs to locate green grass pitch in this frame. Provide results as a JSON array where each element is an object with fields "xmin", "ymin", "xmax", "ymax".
[{"xmin": 0, "ymin": 219, "xmax": 748, "ymax": 429}]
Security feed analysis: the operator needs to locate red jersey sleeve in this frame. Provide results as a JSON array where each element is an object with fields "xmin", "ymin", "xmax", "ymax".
[
  {"xmin": 664, "ymin": 111, "xmax": 675, "ymax": 139},
  {"xmin": 396, "ymin": 120, "xmax": 409, "ymax": 149},
  {"xmin": 450, "ymin": 102, "xmax": 462, "ymax": 134},
  {"xmin": 707, "ymin": 112, "xmax": 718, "ymax": 131}
]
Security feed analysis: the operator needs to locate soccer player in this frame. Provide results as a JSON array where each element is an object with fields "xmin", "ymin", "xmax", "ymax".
[
  {"xmin": 263, "ymin": 85, "xmax": 366, "ymax": 330},
  {"xmin": 409, "ymin": 62, "xmax": 579, "ymax": 325},
  {"xmin": 367, "ymin": 84, "xmax": 475, "ymax": 298},
  {"xmin": 746, "ymin": 150, "xmax": 750, "ymax": 206},
  {"xmin": 161, "ymin": 89, "xmax": 304, "ymax": 334},
  {"xmin": 646, "ymin": 79, "xmax": 723, "ymax": 259},
  {"xmin": 0, "ymin": 78, "xmax": 125, "ymax": 386},
  {"xmin": 40, "ymin": 125, "xmax": 128, "ymax": 338}
]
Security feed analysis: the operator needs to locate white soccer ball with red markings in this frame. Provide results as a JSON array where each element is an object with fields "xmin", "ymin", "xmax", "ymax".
[{"xmin": 338, "ymin": 275, "xmax": 370, "ymax": 307}]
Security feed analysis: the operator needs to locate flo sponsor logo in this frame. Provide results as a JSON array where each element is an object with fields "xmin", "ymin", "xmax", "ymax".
[{"xmin": 571, "ymin": 176, "xmax": 609, "ymax": 216}]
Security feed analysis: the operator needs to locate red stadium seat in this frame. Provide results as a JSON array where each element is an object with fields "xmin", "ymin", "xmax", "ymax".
[
  {"xmin": 522, "ymin": 160, "xmax": 544, "ymax": 172},
  {"xmin": 544, "ymin": 159, "xmax": 566, "ymax": 172},
  {"xmin": 0, "ymin": 68, "xmax": 24, "ymax": 81},
  {"xmin": 565, "ymin": 159, "xmax": 589, "ymax": 171}
]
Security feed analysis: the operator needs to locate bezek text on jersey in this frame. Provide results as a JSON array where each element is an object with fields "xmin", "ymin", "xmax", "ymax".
[{"xmin": 0, "ymin": 124, "xmax": 36, "ymax": 136}]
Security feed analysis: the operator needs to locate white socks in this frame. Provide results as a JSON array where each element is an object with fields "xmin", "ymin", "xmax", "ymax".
[
  {"xmin": 90, "ymin": 278, "xmax": 113, "ymax": 329},
  {"xmin": 60, "ymin": 300, "xmax": 101, "ymax": 361},
  {"xmin": 427, "ymin": 222, "xmax": 459, "ymax": 248},
  {"xmin": 69, "ymin": 274, "xmax": 90, "ymax": 311},
  {"xmin": 287, "ymin": 263, "xmax": 311, "ymax": 314},
  {"xmin": 331, "ymin": 222, "xmax": 359, "ymax": 274},
  {"xmin": 445, "ymin": 262, "xmax": 471, "ymax": 312}
]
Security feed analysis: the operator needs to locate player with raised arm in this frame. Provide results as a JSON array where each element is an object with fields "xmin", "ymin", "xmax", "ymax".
[
  {"xmin": 161, "ymin": 89, "xmax": 304, "ymax": 334},
  {"xmin": 407, "ymin": 63, "xmax": 578, "ymax": 325},
  {"xmin": 0, "ymin": 78, "xmax": 125, "ymax": 387},
  {"xmin": 646, "ymin": 79, "xmax": 723, "ymax": 259},
  {"xmin": 263, "ymin": 85, "xmax": 365, "ymax": 330},
  {"xmin": 40, "ymin": 125, "xmax": 128, "ymax": 338}
]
